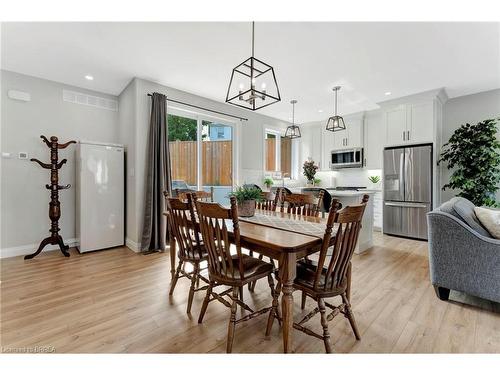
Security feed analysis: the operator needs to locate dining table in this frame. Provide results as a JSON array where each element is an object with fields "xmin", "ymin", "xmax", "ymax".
[{"xmin": 166, "ymin": 208, "xmax": 347, "ymax": 353}]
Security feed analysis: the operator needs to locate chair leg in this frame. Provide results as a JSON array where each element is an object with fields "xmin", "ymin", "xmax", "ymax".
[
  {"xmin": 169, "ymin": 259, "xmax": 183, "ymax": 295},
  {"xmin": 341, "ymin": 293, "xmax": 361, "ymax": 340},
  {"xmin": 265, "ymin": 274, "xmax": 277, "ymax": 336},
  {"xmin": 318, "ymin": 298, "xmax": 333, "ymax": 353},
  {"xmin": 239, "ymin": 286, "xmax": 244, "ymax": 306},
  {"xmin": 198, "ymin": 281, "xmax": 213, "ymax": 324},
  {"xmin": 301, "ymin": 291, "xmax": 307, "ymax": 309},
  {"xmin": 226, "ymin": 287, "xmax": 239, "ymax": 353},
  {"xmin": 187, "ymin": 263, "xmax": 199, "ymax": 314}
]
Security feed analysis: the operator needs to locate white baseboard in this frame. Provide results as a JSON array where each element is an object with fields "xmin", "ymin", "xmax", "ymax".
[
  {"xmin": 0, "ymin": 238, "xmax": 78, "ymax": 259},
  {"xmin": 125, "ymin": 237, "xmax": 141, "ymax": 253}
]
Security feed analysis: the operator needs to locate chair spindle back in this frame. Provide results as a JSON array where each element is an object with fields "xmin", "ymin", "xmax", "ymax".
[
  {"xmin": 313, "ymin": 194, "xmax": 369, "ymax": 292},
  {"xmin": 166, "ymin": 195, "xmax": 204, "ymax": 260},
  {"xmin": 196, "ymin": 196, "xmax": 245, "ymax": 281},
  {"xmin": 281, "ymin": 191, "xmax": 324, "ymax": 217}
]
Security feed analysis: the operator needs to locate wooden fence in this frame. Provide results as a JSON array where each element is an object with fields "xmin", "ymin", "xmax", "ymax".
[
  {"xmin": 169, "ymin": 140, "xmax": 232, "ymax": 186},
  {"xmin": 265, "ymin": 137, "xmax": 291, "ymax": 175}
]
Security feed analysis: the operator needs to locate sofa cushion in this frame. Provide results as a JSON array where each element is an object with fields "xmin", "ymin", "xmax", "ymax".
[
  {"xmin": 474, "ymin": 207, "xmax": 500, "ymax": 239},
  {"xmin": 440, "ymin": 197, "xmax": 492, "ymax": 238}
]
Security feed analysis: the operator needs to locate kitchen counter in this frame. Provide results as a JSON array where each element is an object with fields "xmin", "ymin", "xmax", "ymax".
[
  {"xmin": 287, "ymin": 187, "xmax": 375, "ymax": 254},
  {"xmin": 289, "ymin": 187, "xmax": 377, "ymax": 197}
]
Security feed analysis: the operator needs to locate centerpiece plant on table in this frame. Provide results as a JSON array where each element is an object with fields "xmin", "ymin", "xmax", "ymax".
[{"xmin": 228, "ymin": 186, "xmax": 262, "ymax": 217}]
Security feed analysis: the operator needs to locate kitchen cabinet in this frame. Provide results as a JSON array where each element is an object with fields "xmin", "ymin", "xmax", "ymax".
[
  {"xmin": 408, "ymin": 101, "xmax": 434, "ymax": 143},
  {"xmin": 383, "ymin": 101, "xmax": 434, "ymax": 146},
  {"xmin": 364, "ymin": 110, "xmax": 384, "ymax": 169},
  {"xmin": 319, "ymin": 113, "xmax": 364, "ymax": 170}
]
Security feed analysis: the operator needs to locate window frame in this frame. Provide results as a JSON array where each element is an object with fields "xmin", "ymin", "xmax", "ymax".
[{"xmin": 168, "ymin": 106, "xmax": 238, "ymax": 191}]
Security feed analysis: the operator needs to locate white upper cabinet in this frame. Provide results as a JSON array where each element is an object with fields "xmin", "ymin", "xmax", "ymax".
[
  {"xmin": 364, "ymin": 111, "xmax": 384, "ymax": 169},
  {"xmin": 385, "ymin": 105, "xmax": 407, "ymax": 145},
  {"xmin": 331, "ymin": 113, "xmax": 364, "ymax": 149},
  {"xmin": 383, "ymin": 100, "xmax": 435, "ymax": 146},
  {"xmin": 407, "ymin": 101, "xmax": 434, "ymax": 143}
]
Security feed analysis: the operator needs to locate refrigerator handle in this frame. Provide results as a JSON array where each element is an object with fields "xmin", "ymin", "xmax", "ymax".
[{"xmin": 399, "ymin": 151, "xmax": 404, "ymax": 201}]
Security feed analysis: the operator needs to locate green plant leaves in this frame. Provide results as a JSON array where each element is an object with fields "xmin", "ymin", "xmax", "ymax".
[{"xmin": 439, "ymin": 118, "xmax": 500, "ymax": 207}]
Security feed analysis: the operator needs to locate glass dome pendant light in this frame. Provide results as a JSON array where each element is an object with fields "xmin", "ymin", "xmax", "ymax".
[
  {"xmin": 225, "ymin": 22, "xmax": 281, "ymax": 111},
  {"xmin": 326, "ymin": 86, "xmax": 346, "ymax": 132},
  {"xmin": 285, "ymin": 100, "xmax": 301, "ymax": 139}
]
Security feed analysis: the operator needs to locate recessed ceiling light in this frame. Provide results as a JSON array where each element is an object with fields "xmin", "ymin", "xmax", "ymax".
[
  {"xmin": 384, "ymin": 91, "xmax": 391, "ymax": 96},
  {"xmin": 318, "ymin": 109, "xmax": 324, "ymax": 113},
  {"xmin": 85, "ymin": 75, "xmax": 94, "ymax": 81}
]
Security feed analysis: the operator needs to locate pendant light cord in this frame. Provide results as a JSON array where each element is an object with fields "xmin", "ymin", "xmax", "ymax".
[
  {"xmin": 251, "ymin": 21, "xmax": 255, "ymax": 57},
  {"xmin": 334, "ymin": 88, "xmax": 338, "ymax": 116},
  {"xmin": 292, "ymin": 101, "xmax": 295, "ymax": 125}
]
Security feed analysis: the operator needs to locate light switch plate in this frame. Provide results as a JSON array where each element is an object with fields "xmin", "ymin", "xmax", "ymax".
[
  {"xmin": 2, "ymin": 152, "xmax": 12, "ymax": 159},
  {"xmin": 18, "ymin": 152, "xmax": 29, "ymax": 160}
]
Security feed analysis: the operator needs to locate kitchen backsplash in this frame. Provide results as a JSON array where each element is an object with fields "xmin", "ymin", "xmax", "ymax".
[{"xmin": 313, "ymin": 169, "xmax": 382, "ymax": 188}]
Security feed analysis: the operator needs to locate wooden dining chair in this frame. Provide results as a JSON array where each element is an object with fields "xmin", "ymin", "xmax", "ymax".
[
  {"xmin": 166, "ymin": 194, "xmax": 211, "ymax": 315},
  {"xmin": 256, "ymin": 191, "xmax": 279, "ymax": 211},
  {"xmin": 176, "ymin": 187, "xmax": 214, "ymax": 202},
  {"xmin": 195, "ymin": 196, "xmax": 279, "ymax": 353},
  {"xmin": 281, "ymin": 191, "xmax": 324, "ymax": 217},
  {"xmin": 267, "ymin": 194, "xmax": 369, "ymax": 353},
  {"xmin": 248, "ymin": 191, "xmax": 280, "ymax": 292}
]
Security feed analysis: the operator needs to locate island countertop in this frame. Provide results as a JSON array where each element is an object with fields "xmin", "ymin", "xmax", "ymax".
[{"xmin": 288, "ymin": 187, "xmax": 377, "ymax": 197}]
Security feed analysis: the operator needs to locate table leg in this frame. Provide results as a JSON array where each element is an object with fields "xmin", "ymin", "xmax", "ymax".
[
  {"xmin": 169, "ymin": 237, "xmax": 176, "ymax": 281},
  {"xmin": 280, "ymin": 253, "xmax": 296, "ymax": 353}
]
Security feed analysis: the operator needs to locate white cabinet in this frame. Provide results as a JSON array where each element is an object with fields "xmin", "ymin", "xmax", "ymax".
[
  {"xmin": 383, "ymin": 101, "xmax": 435, "ymax": 146},
  {"xmin": 364, "ymin": 111, "xmax": 384, "ymax": 169},
  {"xmin": 385, "ymin": 105, "xmax": 407, "ymax": 145},
  {"xmin": 408, "ymin": 101, "xmax": 434, "ymax": 143},
  {"xmin": 337, "ymin": 114, "xmax": 363, "ymax": 149},
  {"xmin": 300, "ymin": 123, "xmax": 323, "ymax": 168}
]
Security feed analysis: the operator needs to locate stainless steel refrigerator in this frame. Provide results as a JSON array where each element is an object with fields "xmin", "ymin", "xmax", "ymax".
[{"xmin": 383, "ymin": 144, "xmax": 432, "ymax": 240}]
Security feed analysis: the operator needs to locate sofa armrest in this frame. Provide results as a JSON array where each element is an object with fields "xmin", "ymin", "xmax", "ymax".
[{"xmin": 427, "ymin": 211, "xmax": 500, "ymax": 303}]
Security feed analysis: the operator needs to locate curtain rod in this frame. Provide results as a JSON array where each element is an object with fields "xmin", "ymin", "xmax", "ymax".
[{"xmin": 147, "ymin": 93, "xmax": 248, "ymax": 122}]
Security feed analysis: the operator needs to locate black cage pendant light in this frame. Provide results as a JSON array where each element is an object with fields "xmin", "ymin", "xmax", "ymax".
[
  {"xmin": 326, "ymin": 86, "xmax": 346, "ymax": 132},
  {"xmin": 225, "ymin": 22, "xmax": 281, "ymax": 111},
  {"xmin": 285, "ymin": 100, "xmax": 301, "ymax": 139}
]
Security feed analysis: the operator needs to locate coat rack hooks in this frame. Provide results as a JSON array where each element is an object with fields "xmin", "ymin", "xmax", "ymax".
[{"xmin": 25, "ymin": 135, "xmax": 76, "ymax": 260}]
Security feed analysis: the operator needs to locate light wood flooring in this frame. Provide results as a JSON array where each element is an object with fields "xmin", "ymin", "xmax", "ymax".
[{"xmin": 1, "ymin": 233, "xmax": 499, "ymax": 353}]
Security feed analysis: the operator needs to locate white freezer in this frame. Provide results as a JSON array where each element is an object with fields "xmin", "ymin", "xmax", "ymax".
[{"xmin": 76, "ymin": 141, "xmax": 125, "ymax": 252}]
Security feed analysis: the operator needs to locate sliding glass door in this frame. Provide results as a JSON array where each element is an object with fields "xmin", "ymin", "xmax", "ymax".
[
  {"xmin": 167, "ymin": 109, "xmax": 234, "ymax": 205},
  {"xmin": 201, "ymin": 120, "xmax": 233, "ymax": 205}
]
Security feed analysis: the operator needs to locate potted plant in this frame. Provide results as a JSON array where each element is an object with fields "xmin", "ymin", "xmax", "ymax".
[
  {"xmin": 439, "ymin": 118, "xmax": 500, "ymax": 207},
  {"xmin": 368, "ymin": 175, "xmax": 381, "ymax": 189},
  {"xmin": 263, "ymin": 177, "xmax": 274, "ymax": 190},
  {"xmin": 228, "ymin": 186, "xmax": 262, "ymax": 217},
  {"xmin": 313, "ymin": 177, "xmax": 321, "ymax": 187},
  {"xmin": 303, "ymin": 160, "xmax": 319, "ymax": 186}
]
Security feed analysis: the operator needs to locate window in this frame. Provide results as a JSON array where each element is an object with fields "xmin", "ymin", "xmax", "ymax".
[
  {"xmin": 168, "ymin": 114, "xmax": 198, "ymax": 189},
  {"xmin": 265, "ymin": 130, "xmax": 292, "ymax": 177},
  {"xmin": 168, "ymin": 110, "xmax": 235, "ymax": 205}
]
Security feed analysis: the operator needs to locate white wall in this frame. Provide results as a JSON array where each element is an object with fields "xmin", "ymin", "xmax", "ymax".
[
  {"xmin": 440, "ymin": 88, "xmax": 500, "ymax": 203},
  {"xmin": 0, "ymin": 70, "xmax": 120, "ymax": 257},
  {"xmin": 121, "ymin": 77, "xmax": 291, "ymax": 249}
]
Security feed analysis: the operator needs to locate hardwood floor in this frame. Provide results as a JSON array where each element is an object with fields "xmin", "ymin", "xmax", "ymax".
[{"xmin": 1, "ymin": 232, "xmax": 498, "ymax": 353}]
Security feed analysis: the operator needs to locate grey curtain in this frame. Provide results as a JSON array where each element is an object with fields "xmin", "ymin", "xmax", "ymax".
[{"xmin": 141, "ymin": 92, "xmax": 172, "ymax": 251}]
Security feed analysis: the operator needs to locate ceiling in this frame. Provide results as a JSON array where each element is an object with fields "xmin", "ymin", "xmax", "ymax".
[{"xmin": 2, "ymin": 22, "xmax": 499, "ymax": 123}]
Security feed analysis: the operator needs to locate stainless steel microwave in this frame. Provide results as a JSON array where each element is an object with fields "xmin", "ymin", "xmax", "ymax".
[{"xmin": 330, "ymin": 148, "xmax": 364, "ymax": 169}]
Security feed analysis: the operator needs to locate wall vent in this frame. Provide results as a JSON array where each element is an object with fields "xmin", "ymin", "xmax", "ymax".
[{"xmin": 63, "ymin": 90, "xmax": 118, "ymax": 111}]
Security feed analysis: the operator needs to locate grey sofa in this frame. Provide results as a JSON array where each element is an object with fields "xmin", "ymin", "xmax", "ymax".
[{"xmin": 427, "ymin": 197, "xmax": 500, "ymax": 303}]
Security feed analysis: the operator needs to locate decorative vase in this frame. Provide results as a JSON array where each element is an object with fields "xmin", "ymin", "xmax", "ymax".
[
  {"xmin": 306, "ymin": 180, "xmax": 314, "ymax": 187},
  {"xmin": 238, "ymin": 199, "xmax": 256, "ymax": 217}
]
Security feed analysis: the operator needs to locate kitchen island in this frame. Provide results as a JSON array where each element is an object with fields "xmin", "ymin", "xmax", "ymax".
[{"xmin": 288, "ymin": 187, "xmax": 375, "ymax": 254}]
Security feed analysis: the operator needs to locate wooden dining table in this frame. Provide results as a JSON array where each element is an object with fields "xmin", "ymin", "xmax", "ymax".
[{"xmin": 166, "ymin": 208, "xmax": 345, "ymax": 353}]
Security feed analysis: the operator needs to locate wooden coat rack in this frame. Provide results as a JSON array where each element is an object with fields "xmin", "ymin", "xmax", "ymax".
[{"xmin": 25, "ymin": 135, "xmax": 76, "ymax": 260}]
